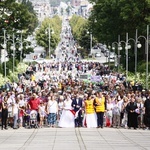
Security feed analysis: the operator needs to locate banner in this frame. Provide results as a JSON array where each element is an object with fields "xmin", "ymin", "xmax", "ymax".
[{"xmin": 90, "ymin": 75, "xmax": 100, "ymax": 82}]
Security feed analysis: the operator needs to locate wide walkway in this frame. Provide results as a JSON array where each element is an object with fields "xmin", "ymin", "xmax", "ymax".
[{"xmin": 0, "ymin": 127, "xmax": 150, "ymax": 150}]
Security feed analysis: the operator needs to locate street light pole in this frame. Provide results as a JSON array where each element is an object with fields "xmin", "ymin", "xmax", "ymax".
[
  {"xmin": 20, "ymin": 31, "xmax": 23, "ymax": 62},
  {"xmin": 146, "ymin": 25, "xmax": 149, "ymax": 89},
  {"xmin": 118, "ymin": 35, "xmax": 120, "ymax": 72},
  {"xmin": 4, "ymin": 29, "xmax": 6, "ymax": 79},
  {"xmin": 112, "ymin": 25, "xmax": 149, "ymax": 89},
  {"xmin": 19, "ymin": 31, "xmax": 29, "ymax": 62},
  {"xmin": 12, "ymin": 33, "xmax": 15, "ymax": 73},
  {"xmin": 48, "ymin": 24, "xmax": 51, "ymax": 58},
  {"xmin": 90, "ymin": 32, "xmax": 92, "ymax": 54},
  {"xmin": 125, "ymin": 33, "xmax": 129, "ymax": 80},
  {"xmin": 112, "ymin": 42, "xmax": 119, "ymax": 70},
  {"xmin": 87, "ymin": 31, "xmax": 92, "ymax": 55},
  {"xmin": 45, "ymin": 24, "xmax": 54, "ymax": 59},
  {"xmin": 108, "ymin": 45, "xmax": 111, "ymax": 68},
  {"xmin": 136, "ymin": 25, "xmax": 149, "ymax": 89},
  {"xmin": 135, "ymin": 29, "xmax": 138, "ymax": 82}
]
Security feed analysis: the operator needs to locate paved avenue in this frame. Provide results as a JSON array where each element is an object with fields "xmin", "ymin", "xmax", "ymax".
[{"xmin": 0, "ymin": 128, "xmax": 150, "ymax": 150}]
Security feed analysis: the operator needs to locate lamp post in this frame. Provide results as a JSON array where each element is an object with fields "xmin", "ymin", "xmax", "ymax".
[
  {"xmin": 4, "ymin": 30, "xmax": 6, "ymax": 79},
  {"xmin": 3, "ymin": 29, "xmax": 7, "ymax": 79},
  {"xmin": 146, "ymin": 25, "xmax": 149, "ymax": 90},
  {"xmin": 117, "ymin": 25, "xmax": 149, "ymax": 88},
  {"xmin": 1, "ymin": 30, "xmax": 28, "ymax": 77},
  {"xmin": 135, "ymin": 25, "xmax": 149, "ymax": 89},
  {"xmin": 120, "ymin": 33, "xmax": 135, "ymax": 80},
  {"xmin": 112, "ymin": 36, "xmax": 122, "ymax": 72},
  {"xmin": 12, "ymin": 33, "xmax": 15, "ymax": 73},
  {"xmin": 20, "ymin": 31, "xmax": 23, "ymax": 62},
  {"xmin": 87, "ymin": 31, "xmax": 92, "ymax": 55},
  {"xmin": 18, "ymin": 32, "xmax": 29, "ymax": 62},
  {"xmin": 1, "ymin": 30, "xmax": 15, "ymax": 75},
  {"xmin": 90, "ymin": 32, "xmax": 92, "ymax": 55},
  {"xmin": 108, "ymin": 45, "xmax": 111, "ymax": 68},
  {"xmin": 119, "ymin": 35, "xmax": 139, "ymax": 81},
  {"xmin": 45, "ymin": 24, "xmax": 54, "ymax": 59},
  {"xmin": 1, "ymin": 30, "xmax": 9, "ymax": 79}
]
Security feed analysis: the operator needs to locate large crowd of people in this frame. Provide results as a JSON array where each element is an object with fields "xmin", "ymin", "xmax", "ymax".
[
  {"xmin": 0, "ymin": 61, "xmax": 150, "ymax": 130},
  {"xmin": 0, "ymin": 18, "xmax": 150, "ymax": 131}
]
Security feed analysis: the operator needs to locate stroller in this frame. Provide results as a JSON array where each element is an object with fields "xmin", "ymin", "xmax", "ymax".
[{"xmin": 29, "ymin": 110, "xmax": 38, "ymax": 128}]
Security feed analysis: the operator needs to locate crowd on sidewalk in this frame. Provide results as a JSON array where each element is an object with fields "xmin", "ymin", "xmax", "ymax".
[{"xmin": 0, "ymin": 61, "xmax": 150, "ymax": 130}]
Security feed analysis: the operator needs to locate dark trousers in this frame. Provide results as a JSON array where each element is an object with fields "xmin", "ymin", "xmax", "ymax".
[
  {"xmin": 96, "ymin": 112, "xmax": 104, "ymax": 127},
  {"xmin": 1, "ymin": 110, "xmax": 8, "ymax": 129},
  {"xmin": 75, "ymin": 110, "xmax": 82, "ymax": 127},
  {"xmin": 127, "ymin": 112, "xmax": 138, "ymax": 128}
]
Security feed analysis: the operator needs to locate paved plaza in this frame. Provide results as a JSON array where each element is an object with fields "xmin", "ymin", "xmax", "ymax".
[{"xmin": 0, "ymin": 127, "xmax": 150, "ymax": 150}]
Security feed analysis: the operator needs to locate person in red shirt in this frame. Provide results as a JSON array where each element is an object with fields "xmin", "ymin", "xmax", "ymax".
[
  {"xmin": 28, "ymin": 93, "xmax": 40, "ymax": 111},
  {"xmin": 28, "ymin": 93, "xmax": 41, "ymax": 126}
]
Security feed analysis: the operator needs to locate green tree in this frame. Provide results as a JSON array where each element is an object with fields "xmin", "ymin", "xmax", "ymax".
[
  {"xmin": 70, "ymin": 15, "xmax": 97, "ymax": 56},
  {"xmin": 89, "ymin": 0, "xmax": 150, "ymax": 71},
  {"xmin": 35, "ymin": 16, "xmax": 62, "ymax": 56},
  {"xmin": 0, "ymin": 0, "xmax": 37, "ymax": 75},
  {"xmin": 0, "ymin": 0, "xmax": 38, "ymax": 32}
]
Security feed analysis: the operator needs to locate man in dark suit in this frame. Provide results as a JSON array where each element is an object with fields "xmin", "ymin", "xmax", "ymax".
[{"xmin": 71, "ymin": 93, "xmax": 83, "ymax": 127}]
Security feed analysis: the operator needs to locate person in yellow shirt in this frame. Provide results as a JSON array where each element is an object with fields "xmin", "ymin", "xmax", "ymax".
[
  {"xmin": 31, "ymin": 74, "xmax": 35, "ymax": 81},
  {"xmin": 84, "ymin": 93, "xmax": 97, "ymax": 128},
  {"xmin": 94, "ymin": 91, "xmax": 107, "ymax": 128}
]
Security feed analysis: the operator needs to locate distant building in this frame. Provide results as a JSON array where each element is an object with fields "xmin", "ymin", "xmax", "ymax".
[
  {"xmin": 79, "ymin": 0, "xmax": 93, "ymax": 18},
  {"xmin": 29, "ymin": 0, "xmax": 52, "ymax": 23},
  {"xmin": 71, "ymin": 0, "xmax": 81, "ymax": 7},
  {"xmin": 15, "ymin": 0, "xmax": 52, "ymax": 23}
]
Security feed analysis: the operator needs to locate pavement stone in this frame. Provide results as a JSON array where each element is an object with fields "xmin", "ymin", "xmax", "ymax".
[{"xmin": 0, "ymin": 127, "xmax": 150, "ymax": 150}]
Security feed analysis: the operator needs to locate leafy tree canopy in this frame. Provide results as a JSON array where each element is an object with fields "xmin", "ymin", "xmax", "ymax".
[
  {"xmin": 35, "ymin": 15, "xmax": 62, "ymax": 55},
  {"xmin": 0, "ymin": 0, "xmax": 38, "ymax": 33},
  {"xmin": 50, "ymin": 0, "xmax": 70, "ymax": 6},
  {"xmin": 89, "ymin": 0, "xmax": 150, "ymax": 43}
]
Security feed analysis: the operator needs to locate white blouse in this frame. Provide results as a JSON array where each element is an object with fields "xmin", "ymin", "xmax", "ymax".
[{"xmin": 47, "ymin": 100, "xmax": 58, "ymax": 113}]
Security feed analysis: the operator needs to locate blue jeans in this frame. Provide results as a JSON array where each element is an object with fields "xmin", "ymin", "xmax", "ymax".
[
  {"xmin": 47, "ymin": 113, "xmax": 57, "ymax": 125},
  {"xmin": 13, "ymin": 113, "xmax": 18, "ymax": 128}
]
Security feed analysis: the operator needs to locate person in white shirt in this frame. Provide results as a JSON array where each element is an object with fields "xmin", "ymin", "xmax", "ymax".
[
  {"xmin": 38, "ymin": 102, "xmax": 47, "ymax": 128},
  {"xmin": 117, "ymin": 95, "xmax": 124, "ymax": 125},
  {"xmin": 58, "ymin": 95, "xmax": 64, "ymax": 120},
  {"xmin": 18, "ymin": 94, "xmax": 26, "ymax": 108},
  {"xmin": 7, "ymin": 92, "xmax": 16, "ymax": 127},
  {"xmin": 112, "ymin": 99, "xmax": 121, "ymax": 128},
  {"xmin": 13, "ymin": 99, "xmax": 19, "ymax": 129},
  {"xmin": 47, "ymin": 95, "xmax": 58, "ymax": 127},
  {"xmin": 106, "ymin": 99, "xmax": 113, "ymax": 127}
]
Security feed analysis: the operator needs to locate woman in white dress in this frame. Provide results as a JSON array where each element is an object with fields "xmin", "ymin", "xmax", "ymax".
[
  {"xmin": 58, "ymin": 95, "xmax": 64, "ymax": 120},
  {"xmin": 58, "ymin": 95, "xmax": 75, "ymax": 128},
  {"xmin": 106, "ymin": 98, "xmax": 113, "ymax": 127}
]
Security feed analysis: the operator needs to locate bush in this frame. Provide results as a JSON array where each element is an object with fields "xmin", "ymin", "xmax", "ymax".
[
  {"xmin": 0, "ymin": 62, "xmax": 28, "ymax": 86},
  {"xmin": 0, "ymin": 74, "xmax": 10, "ymax": 87}
]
